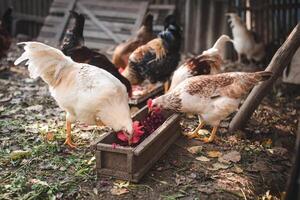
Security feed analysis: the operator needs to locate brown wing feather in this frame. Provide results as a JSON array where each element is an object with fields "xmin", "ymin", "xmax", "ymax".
[
  {"xmin": 186, "ymin": 54, "xmax": 222, "ymax": 76},
  {"xmin": 185, "ymin": 71, "xmax": 272, "ymax": 99},
  {"xmin": 129, "ymin": 38, "xmax": 166, "ymax": 62}
]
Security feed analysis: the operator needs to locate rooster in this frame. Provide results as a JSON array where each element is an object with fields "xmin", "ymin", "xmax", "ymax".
[
  {"xmin": 149, "ymin": 71, "xmax": 272, "ymax": 143},
  {"xmin": 15, "ymin": 42, "xmax": 137, "ymax": 148},
  {"xmin": 60, "ymin": 11, "xmax": 132, "ymax": 96},
  {"xmin": 226, "ymin": 13, "xmax": 265, "ymax": 63},
  {"xmin": 169, "ymin": 35, "xmax": 232, "ymax": 91},
  {"xmin": 122, "ymin": 15, "xmax": 181, "ymax": 92},
  {"xmin": 112, "ymin": 13, "xmax": 155, "ymax": 69},
  {"xmin": 0, "ymin": 8, "xmax": 12, "ymax": 59}
]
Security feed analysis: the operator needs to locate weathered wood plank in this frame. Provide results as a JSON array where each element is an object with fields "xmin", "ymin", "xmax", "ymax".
[
  {"xmin": 132, "ymin": 1, "xmax": 149, "ymax": 34},
  {"xmin": 77, "ymin": 2, "xmax": 122, "ymax": 43},
  {"xmin": 80, "ymin": 0, "xmax": 146, "ymax": 10},
  {"xmin": 83, "ymin": 30, "xmax": 129, "ymax": 41}
]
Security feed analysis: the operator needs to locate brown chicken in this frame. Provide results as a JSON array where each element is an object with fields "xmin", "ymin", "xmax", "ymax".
[
  {"xmin": 112, "ymin": 13, "xmax": 155, "ymax": 69},
  {"xmin": 150, "ymin": 71, "xmax": 272, "ymax": 143},
  {"xmin": 0, "ymin": 8, "xmax": 12, "ymax": 59},
  {"xmin": 60, "ymin": 11, "xmax": 132, "ymax": 96}
]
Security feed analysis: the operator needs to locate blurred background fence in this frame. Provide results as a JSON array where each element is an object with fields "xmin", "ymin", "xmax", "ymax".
[{"xmin": 0, "ymin": 0, "xmax": 299, "ymax": 54}]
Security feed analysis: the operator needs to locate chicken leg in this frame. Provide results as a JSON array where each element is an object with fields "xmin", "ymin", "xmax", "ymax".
[
  {"xmin": 185, "ymin": 121, "xmax": 206, "ymax": 139},
  {"xmin": 164, "ymin": 81, "xmax": 170, "ymax": 93},
  {"xmin": 64, "ymin": 120, "xmax": 76, "ymax": 148},
  {"xmin": 201, "ymin": 126, "xmax": 218, "ymax": 143}
]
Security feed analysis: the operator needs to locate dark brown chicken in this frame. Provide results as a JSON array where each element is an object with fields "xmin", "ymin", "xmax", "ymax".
[
  {"xmin": 112, "ymin": 13, "xmax": 155, "ymax": 69},
  {"xmin": 0, "ymin": 8, "xmax": 12, "ymax": 59},
  {"xmin": 60, "ymin": 11, "xmax": 132, "ymax": 96}
]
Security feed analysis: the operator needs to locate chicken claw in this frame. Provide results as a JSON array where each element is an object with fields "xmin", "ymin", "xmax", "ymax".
[
  {"xmin": 64, "ymin": 138, "xmax": 77, "ymax": 148},
  {"xmin": 198, "ymin": 126, "xmax": 218, "ymax": 143},
  {"xmin": 184, "ymin": 121, "xmax": 205, "ymax": 139},
  {"xmin": 186, "ymin": 131, "xmax": 201, "ymax": 139}
]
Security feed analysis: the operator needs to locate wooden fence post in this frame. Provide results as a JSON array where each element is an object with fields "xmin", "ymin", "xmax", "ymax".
[{"xmin": 229, "ymin": 23, "xmax": 300, "ymax": 131}]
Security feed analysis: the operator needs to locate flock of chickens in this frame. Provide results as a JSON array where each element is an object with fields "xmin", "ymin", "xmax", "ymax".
[{"xmin": 0, "ymin": 8, "xmax": 272, "ymax": 148}]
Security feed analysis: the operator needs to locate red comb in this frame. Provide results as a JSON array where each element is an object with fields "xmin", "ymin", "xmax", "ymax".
[
  {"xmin": 147, "ymin": 98, "xmax": 153, "ymax": 108},
  {"xmin": 116, "ymin": 121, "xmax": 144, "ymax": 145}
]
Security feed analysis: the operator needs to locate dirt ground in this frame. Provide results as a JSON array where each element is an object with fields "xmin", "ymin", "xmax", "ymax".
[{"xmin": 0, "ymin": 45, "xmax": 299, "ymax": 200}]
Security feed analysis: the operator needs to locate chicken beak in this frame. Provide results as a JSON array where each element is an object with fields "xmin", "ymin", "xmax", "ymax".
[{"xmin": 123, "ymin": 131, "xmax": 133, "ymax": 145}]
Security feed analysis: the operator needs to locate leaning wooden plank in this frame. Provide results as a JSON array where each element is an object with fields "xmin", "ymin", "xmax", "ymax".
[
  {"xmin": 86, "ymin": 10, "xmax": 140, "ymax": 20},
  {"xmin": 80, "ymin": 0, "xmax": 146, "ymax": 10},
  {"xmin": 229, "ymin": 23, "xmax": 300, "ymax": 131},
  {"xmin": 83, "ymin": 30, "xmax": 128, "ymax": 41},
  {"xmin": 77, "ymin": 2, "xmax": 122, "ymax": 43},
  {"xmin": 284, "ymin": 120, "xmax": 300, "ymax": 200}
]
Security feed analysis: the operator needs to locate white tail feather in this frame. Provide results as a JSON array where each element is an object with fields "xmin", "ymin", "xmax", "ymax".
[{"xmin": 14, "ymin": 42, "xmax": 74, "ymax": 79}]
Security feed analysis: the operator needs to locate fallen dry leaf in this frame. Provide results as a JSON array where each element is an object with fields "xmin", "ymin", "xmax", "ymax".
[
  {"xmin": 45, "ymin": 132, "xmax": 54, "ymax": 141},
  {"xmin": 218, "ymin": 151, "xmax": 241, "ymax": 163},
  {"xmin": 262, "ymin": 139, "xmax": 272, "ymax": 148},
  {"xmin": 233, "ymin": 165, "xmax": 243, "ymax": 173},
  {"xmin": 187, "ymin": 146, "xmax": 203, "ymax": 154},
  {"xmin": 197, "ymin": 129, "xmax": 210, "ymax": 136},
  {"xmin": 207, "ymin": 150, "xmax": 222, "ymax": 158},
  {"xmin": 29, "ymin": 179, "xmax": 49, "ymax": 186},
  {"xmin": 208, "ymin": 162, "xmax": 230, "ymax": 171},
  {"xmin": 175, "ymin": 174, "xmax": 186, "ymax": 186},
  {"xmin": 110, "ymin": 188, "xmax": 129, "ymax": 195},
  {"xmin": 196, "ymin": 156, "xmax": 210, "ymax": 162},
  {"xmin": 207, "ymin": 162, "xmax": 230, "ymax": 171},
  {"xmin": 113, "ymin": 180, "xmax": 130, "ymax": 188}
]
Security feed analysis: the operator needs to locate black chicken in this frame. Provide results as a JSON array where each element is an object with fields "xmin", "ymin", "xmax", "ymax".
[
  {"xmin": 122, "ymin": 15, "xmax": 181, "ymax": 92},
  {"xmin": 60, "ymin": 11, "xmax": 132, "ymax": 96},
  {"xmin": 0, "ymin": 7, "xmax": 12, "ymax": 59}
]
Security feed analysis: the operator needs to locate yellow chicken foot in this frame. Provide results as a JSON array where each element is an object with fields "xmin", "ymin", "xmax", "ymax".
[
  {"xmin": 64, "ymin": 120, "xmax": 76, "ymax": 148},
  {"xmin": 164, "ymin": 81, "xmax": 170, "ymax": 93},
  {"xmin": 201, "ymin": 126, "xmax": 218, "ymax": 143},
  {"xmin": 185, "ymin": 121, "xmax": 205, "ymax": 139}
]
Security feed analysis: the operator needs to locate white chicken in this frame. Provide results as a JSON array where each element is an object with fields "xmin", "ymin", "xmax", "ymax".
[
  {"xmin": 150, "ymin": 71, "xmax": 272, "ymax": 143},
  {"xmin": 169, "ymin": 35, "xmax": 232, "ymax": 91},
  {"xmin": 15, "ymin": 42, "xmax": 134, "ymax": 148},
  {"xmin": 226, "ymin": 13, "xmax": 265, "ymax": 63}
]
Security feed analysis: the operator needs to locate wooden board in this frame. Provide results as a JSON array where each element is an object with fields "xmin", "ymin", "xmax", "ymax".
[
  {"xmin": 129, "ymin": 83, "xmax": 164, "ymax": 107},
  {"xmin": 68, "ymin": 0, "xmax": 148, "ymax": 51},
  {"xmin": 95, "ymin": 106, "xmax": 181, "ymax": 183},
  {"xmin": 37, "ymin": 0, "xmax": 148, "ymax": 50},
  {"xmin": 37, "ymin": 0, "xmax": 77, "ymax": 47}
]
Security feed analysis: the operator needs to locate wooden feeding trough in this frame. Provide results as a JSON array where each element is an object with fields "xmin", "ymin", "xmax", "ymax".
[
  {"xmin": 129, "ymin": 83, "xmax": 164, "ymax": 108},
  {"xmin": 94, "ymin": 106, "xmax": 181, "ymax": 182}
]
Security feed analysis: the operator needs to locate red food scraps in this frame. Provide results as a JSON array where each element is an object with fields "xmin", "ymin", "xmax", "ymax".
[{"xmin": 114, "ymin": 98, "xmax": 165, "ymax": 147}]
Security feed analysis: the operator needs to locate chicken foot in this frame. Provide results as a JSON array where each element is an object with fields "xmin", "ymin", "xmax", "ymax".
[
  {"xmin": 201, "ymin": 126, "xmax": 218, "ymax": 143},
  {"xmin": 185, "ymin": 121, "xmax": 206, "ymax": 139},
  {"xmin": 64, "ymin": 120, "xmax": 76, "ymax": 148}
]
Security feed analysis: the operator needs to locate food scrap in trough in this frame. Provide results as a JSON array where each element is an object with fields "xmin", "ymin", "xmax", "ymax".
[{"xmin": 115, "ymin": 98, "xmax": 165, "ymax": 146}]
